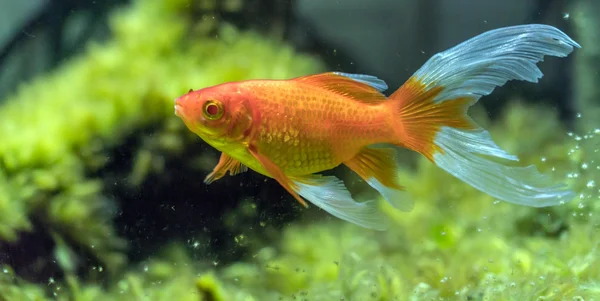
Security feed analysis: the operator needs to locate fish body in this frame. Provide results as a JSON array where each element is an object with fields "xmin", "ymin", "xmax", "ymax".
[
  {"xmin": 223, "ymin": 79, "xmax": 395, "ymax": 175},
  {"xmin": 175, "ymin": 24, "xmax": 580, "ymax": 230}
]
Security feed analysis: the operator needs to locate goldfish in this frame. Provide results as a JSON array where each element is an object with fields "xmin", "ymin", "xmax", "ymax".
[{"xmin": 174, "ymin": 24, "xmax": 580, "ymax": 230}]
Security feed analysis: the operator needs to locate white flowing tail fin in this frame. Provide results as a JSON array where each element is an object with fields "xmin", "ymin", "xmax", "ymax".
[{"xmin": 387, "ymin": 24, "xmax": 579, "ymax": 207}]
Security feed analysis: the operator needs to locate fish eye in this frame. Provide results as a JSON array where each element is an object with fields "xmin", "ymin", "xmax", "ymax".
[{"xmin": 202, "ymin": 100, "xmax": 224, "ymax": 120}]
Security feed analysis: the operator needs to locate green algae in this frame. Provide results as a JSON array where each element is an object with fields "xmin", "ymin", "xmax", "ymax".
[
  {"xmin": 0, "ymin": 0, "xmax": 322, "ymax": 281},
  {"xmin": 199, "ymin": 102, "xmax": 598, "ymax": 301},
  {"xmin": 0, "ymin": 0, "xmax": 599, "ymax": 300},
  {"xmin": 2, "ymin": 97, "xmax": 598, "ymax": 300}
]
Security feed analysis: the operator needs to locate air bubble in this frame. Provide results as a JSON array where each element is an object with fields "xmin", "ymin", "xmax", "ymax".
[{"xmin": 587, "ymin": 180, "xmax": 595, "ymax": 188}]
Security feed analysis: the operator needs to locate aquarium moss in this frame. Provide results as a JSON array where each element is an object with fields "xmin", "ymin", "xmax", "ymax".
[
  {"xmin": 2, "ymin": 96, "xmax": 599, "ymax": 300},
  {"xmin": 0, "ymin": 0, "xmax": 322, "ymax": 283},
  {"xmin": 1, "ymin": 0, "xmax": 599, "ymax": 300},
  {"xmin": 198, "ymin": 102, "xmax": 597, "ymax": 301}
]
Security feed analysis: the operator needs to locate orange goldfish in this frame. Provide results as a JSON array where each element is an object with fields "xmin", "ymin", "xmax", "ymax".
[{"xmin": 174, "ymin": 24, "xmax": 579, "ymax": 230}]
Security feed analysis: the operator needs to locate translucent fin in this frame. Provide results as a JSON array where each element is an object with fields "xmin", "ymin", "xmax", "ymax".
[
  {"xmin": 433, "ymin": 127, "xmax": 575, "ymax": 206},
  {"xmin": 332, "ymin": 72, "xmax": 389, "ymax": 92},
  {"xmin": 388, "ymin": 24, "xmax": 578, "ymax": 207},
  {"xmin": 291, "ymin": 174, "xmax": 389, "ymax": 231},
  {"xmin": 395, "ymin": 24, "xmax": 581, "ymax": 103},
  {"xmin": 365, "ymin": 177, "xmax": 413, "ymax": 211},
  {"xmin": 344, "ymin": 147, "xmax": 414, "ymax": 211},
  {"xmin": 294, "ymin": 72, "xmax": 388, "ymax": 104},
  {"xmin": 204, "ymin": 153, "xmax": 248, "ymax": 184}
]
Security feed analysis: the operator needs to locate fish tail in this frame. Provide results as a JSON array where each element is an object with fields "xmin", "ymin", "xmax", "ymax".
[{"xmin": 387, "ymin": 24, "xmax": 579, "ymax": 207}]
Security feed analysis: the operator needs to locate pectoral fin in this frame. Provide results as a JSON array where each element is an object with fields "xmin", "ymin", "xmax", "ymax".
[
  {"xmin": 204, "ymin": 153, "xmax": 248, "ymax": 184},
  {"xmin": 247, "ymin": 145, "xmax": 308, "ymax": 208}
]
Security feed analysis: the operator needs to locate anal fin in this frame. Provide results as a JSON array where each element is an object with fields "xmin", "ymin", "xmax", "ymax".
[
  {"xmin": 344, "ymin": 147, "xmax": 414, "ymax": 212},
  {"xmin": 246, "ymin": 144, "xmax": 391, "ymax": 230}
]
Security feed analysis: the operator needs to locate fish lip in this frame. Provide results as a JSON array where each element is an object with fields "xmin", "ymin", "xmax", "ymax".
[
  {"xmin": 174, "ymin": 97, "xmax": 183, "ymax": 117},
  {"xmin": 174, "ymin": 104, "xmax": 184, "ymax": 118}
]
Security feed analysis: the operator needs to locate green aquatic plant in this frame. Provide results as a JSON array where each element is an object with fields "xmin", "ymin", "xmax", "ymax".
[
  {"xmin": 1, "ymin": 0, "xmax": 599, "ymax": 299},
  {"xmin": 204, "ymin": 101, "xmax": 598, "ymax": 301},
  {"xmin": 4, "ymin": 94, "xmax": 598, "ymax": 301},
  {"xmin": 0, "ymin": 0, "xmax": 322, "ymax": 280}
]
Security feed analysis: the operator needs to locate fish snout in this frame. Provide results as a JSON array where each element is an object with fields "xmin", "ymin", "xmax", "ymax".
[{"xmin": 174, "ymin": 97, "xmax": 184, "ymax": 118}]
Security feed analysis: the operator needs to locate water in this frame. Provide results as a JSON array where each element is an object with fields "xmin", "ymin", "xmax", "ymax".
[{"xmin": 0, "ymin": 0, "xmax": 598, "ymax": 300}]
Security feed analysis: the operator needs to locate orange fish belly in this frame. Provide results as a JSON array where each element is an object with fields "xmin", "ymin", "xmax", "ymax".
[{"xmin": 242, "ymin": 80, "xmax": 395, "ymax": 176}]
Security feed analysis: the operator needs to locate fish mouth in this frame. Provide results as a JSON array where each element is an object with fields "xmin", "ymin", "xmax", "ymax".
[
  {"xmin": 174, "ymin": 104, "xmax": 183, "ymax": 118},
  {"xmin": 174, "ymin": 97, "xmax": 184, "ymax": 118}
]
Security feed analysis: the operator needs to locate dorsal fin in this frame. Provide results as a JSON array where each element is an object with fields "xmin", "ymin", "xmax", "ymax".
[
  {"xmin": 293, "ymin": 72, "xmax": 389, "ymax": 104},
  {"xmin": 332, "ymin": 72, "xmax": 388, "ymax": 92}
]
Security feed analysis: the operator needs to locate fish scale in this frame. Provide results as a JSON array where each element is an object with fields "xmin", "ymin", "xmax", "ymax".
[
  {"xmin": 175, "ymin": 24, "xmax": 579, "ymax": 230},
  {"xmin": 243, "ymin": 80, "xmax": 392, "ymax": 175}
]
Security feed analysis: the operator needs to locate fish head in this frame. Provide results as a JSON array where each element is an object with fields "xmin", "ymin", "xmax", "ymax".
[{"xmin": 174, "ymin": 84, "xmax": 253, "ymax": 142}]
